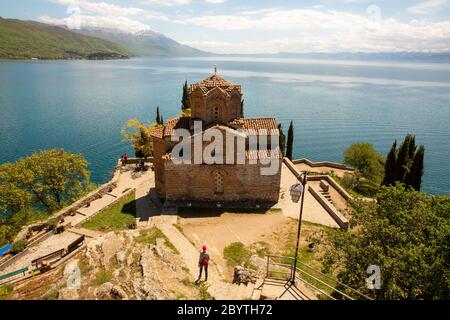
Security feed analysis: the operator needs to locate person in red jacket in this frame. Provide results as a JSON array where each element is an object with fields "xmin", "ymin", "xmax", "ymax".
[{"xmin": 197, "ymin": 244, "xmax": 210, "ymax": 282}]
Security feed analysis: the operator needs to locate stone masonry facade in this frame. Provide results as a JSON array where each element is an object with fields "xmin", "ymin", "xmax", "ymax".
[{"xmin": 151, "ymin": 72, "xmax": 282, "ymax": 207}]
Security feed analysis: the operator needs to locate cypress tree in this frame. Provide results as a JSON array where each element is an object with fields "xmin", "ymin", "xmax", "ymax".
[
  {"xmin": 278, "ymin": 124, "xmax": 286, "ymax": 156},
  {"xmin": 240, "ymin": 99, "xmax": 244, "ymax": 118},
  {"xmin": 382, "ymin": 141, "xmax": 398, "ymax": 186},
  {"xmin": 286, "ymin": 121, "xmax": 294, "ymax": 160},
  {"xmin": 181, "ymin": 80, "xmax": 191, "ymax": 111},
  {"xmin": 396, "ymin": 134, "xmax": 414, "ymax": 182},
  {"xmin": 160, "ymin": 115, "xmax": 164, "ymax": 126},
  {"xmin": 405, "ymin": 145, "xmax": 425, "ymax": 191},
  {"xmin": 382, "ymin": 134, "xmax": 425, "ymax": 190},
  {"xmin": 156, "ymin": 106, "xmax": 161, "ymax": 125}
]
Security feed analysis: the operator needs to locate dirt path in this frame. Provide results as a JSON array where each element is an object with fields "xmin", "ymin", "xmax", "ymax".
[
  {"xmin": 157, "ymin": 221, "xmax": 254, "ymax": 300},
  {"xmin": 179, "ymin": 210, "xmax": 287, "ymax": 279}
]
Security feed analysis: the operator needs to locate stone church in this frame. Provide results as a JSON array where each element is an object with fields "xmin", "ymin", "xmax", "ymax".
[{"xmin": 151, "ymin": 72, "xmax": 282, "ymax": 208}]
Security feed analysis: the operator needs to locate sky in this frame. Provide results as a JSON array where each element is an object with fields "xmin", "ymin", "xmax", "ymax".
[{"xmin": 1, "ymin": 0, "xmax": 450, "ymax": 53}]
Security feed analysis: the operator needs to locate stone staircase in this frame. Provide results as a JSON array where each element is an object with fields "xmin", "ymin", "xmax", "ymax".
[
  {"xmin": 157, "ymin": 222, "xmax": 260, "ymax": 300},
  {"xmin": 258, "ymin": 278, "xmax": 317, "ymax": 300},
  {"xmin": 318, "ymin": 179, "xmax": 335, "ymax": 206},
  {"xmin": 207, "ymin": 280, "xmax": 257, "ymax": 300},
  {"xmin": 319, "ymin": 189, "xmax": 334, "ymax": 205}
]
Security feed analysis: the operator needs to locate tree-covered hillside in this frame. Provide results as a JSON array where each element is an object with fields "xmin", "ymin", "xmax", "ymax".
[{"xmin": 0, "ymin": 18, "xmax": 129, "ymax": 60}]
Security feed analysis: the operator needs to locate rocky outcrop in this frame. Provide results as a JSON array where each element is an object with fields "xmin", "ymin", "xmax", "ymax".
[
  {"xmin": 95, "ymin": 282, "xmax": 129, "ymax": 300},
  {"xmin": 58, "ymin": 288, "xmax": 80, "ymax": 300},
  {"xmin": 60, "ymin": 229, "xmax": 199, "ymax": 300},
  {"xmin": 233, "ymin": 266, "xmax": 258, "ymax": 285}
]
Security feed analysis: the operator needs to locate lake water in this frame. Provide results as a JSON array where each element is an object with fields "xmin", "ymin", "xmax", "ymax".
[{"xmin": 0, "ymin": 57, "xmax": 449, "ymax": 195}]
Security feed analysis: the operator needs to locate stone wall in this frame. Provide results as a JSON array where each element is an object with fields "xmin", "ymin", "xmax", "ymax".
[
  {"xmin": 190, "ymin": 87, "xmax": 242, "ymax": 124},
  {"xmin": 164, "ymin": 161, "xmax": 280, "ymax": 204},
  {"xmin": 292, "ymin": 158, "xmax": 354, "ymax": 171}
]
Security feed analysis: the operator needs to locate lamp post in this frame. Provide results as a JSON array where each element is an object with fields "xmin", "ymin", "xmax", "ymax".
[{"xmin": 289, "ymin": 171, "xmax": 308, "ymax": 285}]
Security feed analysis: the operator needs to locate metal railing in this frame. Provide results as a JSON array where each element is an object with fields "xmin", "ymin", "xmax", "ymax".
[
  {"xmin": 0, "ymin": 267, "xmax": 28, "ymax": 282},
  {"xmin": 265, "ymin": 255, "xmax": 372, "ymax": 300}
]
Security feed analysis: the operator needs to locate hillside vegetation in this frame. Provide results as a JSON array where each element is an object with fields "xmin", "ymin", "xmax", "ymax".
[{"xmin": 0, "ymin": 18, "xmax": 129, "ymax": 60}]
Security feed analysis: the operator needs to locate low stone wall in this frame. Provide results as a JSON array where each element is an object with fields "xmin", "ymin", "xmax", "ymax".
[
  {"xmin": 53, "ymin": 182, "xmax": 118, "ymax": 223},
  {"xmin": 308, "ymin": 187, "xmax": 349, "ymax": 230},
  {"xmin": 4, "ymin": 176, "xmax": 119, "ymax": 270},
  {"xmin": 117, "ymin": 157, "xmax": 154, "ymax": 166},
  {"xmin": 75, "ymin": 187, "xmax": 136, "ymax": 228},
  {"xmin": 292, "ymin": 158, "xmax": 353, "ymax": 171},
  {"xmin": 0, "ymin": 230, "xmax": 55, "ymax": 272},
  {"xmin": 307, "ymin": 175, "xmax": 352, "ymax": 201},
  {"xmin": 283, "ymin": 158, "xmax": 351, "ymax": 229},
  {"xmin": 283, "ymin": 158, "xmax": 303, "ymax": 180}
]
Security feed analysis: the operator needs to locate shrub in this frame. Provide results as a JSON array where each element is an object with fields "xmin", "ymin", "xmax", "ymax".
[
  {"xmin": 341, "ymin": 173, "xmax": 357, "ymax": 190},
  {"xmin": 47, "ymin": 218, "xmax": 58, "ymax": 230},
  {"xmin": 11, "ymin": 239, "xmax": 28, "ymax": 254},
  {"xmin": 95, "ymin": 270, "xmax": 112, "ymax": 286},
  {"xmin": 0, "ymin": 285, "xmax": 13, "ymax": 300},
  {"xmin": 223, "ymin": 242, "xmax": 252, "ymax": 268}
]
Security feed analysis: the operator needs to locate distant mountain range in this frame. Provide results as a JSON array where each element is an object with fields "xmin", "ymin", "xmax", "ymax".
[
  {"xmin": 1, "ymin": 17, "xmax": 448, "ymax": 62},
  {"xmin": 0, "ymin": 18, "xmax": 129, "ymax": 60},
  {"xmin": 75, "ymin": 27, "xmax": 208, "ymax": 58},
  {"xmin": 0, "ymin": 17, "xmax": 208, "ymax": 60},
  {"xmin": 238, "ymin": 52, "xmax": 450, "ymax": 62}
]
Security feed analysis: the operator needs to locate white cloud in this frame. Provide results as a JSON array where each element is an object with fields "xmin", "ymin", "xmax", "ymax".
[
  {"xmin": 39, "ymin": 14, "xmax": 152, "ymax": 33},
  {"xmin": 408, "ymin": 0, "xmax": 448, "ymax": 14},
  {"xmin": 178, "ymin": 9, "xmax": 450, "ymax": 53},
  {"xmin": 138, "ymin": 0, "xmax": 191, "ymax": 6},
  {"xmin": 44, "ymin": 0, "xmax": 169, "ymax": 32},
  {"xmin": 204, "ymin": 0, "xmax": 227, "ymax": 3},
  {"xmin": 49, "ymin": 0, "xmax": 143, "ymax": 16}
]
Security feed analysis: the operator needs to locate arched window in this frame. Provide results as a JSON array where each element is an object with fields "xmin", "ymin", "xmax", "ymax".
[{"xmin": 214, "ymin": 171, "xmax": 224, "ymax": 194}]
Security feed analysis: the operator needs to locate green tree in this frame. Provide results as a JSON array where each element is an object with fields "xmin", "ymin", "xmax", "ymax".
[
  {"xmin": 396, "ymin": 134, "xmax": 415, "ymax": 182},
  {"xmin": 181, "ymin": 80, "xmax": 191, "ymax": 111},
  {"xmin": 156, "ymin": 106, "xmax": 161, "ymax": 125},
  {"xmin": 0, "ymin": 150, "xmax": 92, "ymax": 245},
  {"xmin": 240, "ymin": 99, "xmax": 244, "ymax": 118},
  {"xmin": 278, "ymin": 124, "xmax": 286, "ymax": 156},
  {"xmin": 286, "ymin": 121, "xmax": 294, "ymax": 160},
  {"xmin": 405, "ymin": 145, "xmax": 425, "ymax": 191},
  {"xmin": 382, "ymin": 134, "xmax": 425, "ymax": 191},
  {"xmin": 325, "ymin": 184, "xmax": 450, "ymax": 300},
  {"xmin": 0, "ymin": 165, "xmax": 32, "ymax": 217},
  {"xmin": 121, "ymin": 119, "xmax": 158, "ymax": 160},
  {"xmin": 160, "ymin": 115, "xmax": 164, "ymax": 126},
  {"xmin": 382, "ymin": 141, "xmax": 398, "ymax": 186},
  {"xmin": 0, "ymin": 216, "xmax": 15, "ymax": 247},
  {"xmin": 343, "ymin": 143, "xmax": 384, "ymax": 182},
  {"xmin": 25, "ymin": 150, "xmax": 88, "ymax": 210}
]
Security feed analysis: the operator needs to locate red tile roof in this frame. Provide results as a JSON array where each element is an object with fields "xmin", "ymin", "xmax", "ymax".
[
  {"xmin": 150, "ymin": 126, "xmax": 164, "ymax": 139},
  {"xmin": 229, "ymin": 118, "xmax": 278, "ymax": 134},
  {"xmin": 190, "ymin": 75, "xmax": 241, "ymax": 94},
  {"xmin": 151, "ymin": 117, "xmax": 278, "ymax": 139}
]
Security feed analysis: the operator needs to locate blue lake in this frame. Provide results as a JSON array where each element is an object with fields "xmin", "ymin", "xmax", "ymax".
[{"xmin": 0, "ymin": 57, "xmax": 449, "ymax": 194}]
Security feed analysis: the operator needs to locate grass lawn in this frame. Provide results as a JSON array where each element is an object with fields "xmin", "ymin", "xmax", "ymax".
[
  {"xmin": 223, "ymin": 242, "xmax": 254, "ymax": 268},
  {"xmin": 82, "ymin": 191, "xmax": 136, "ymax": 231},
  {"xmin": 134, "ymin": 228, "xmax": 180, "ymax": 254}
]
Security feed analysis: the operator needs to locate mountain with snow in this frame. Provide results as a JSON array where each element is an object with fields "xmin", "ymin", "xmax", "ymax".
[{"xmin": 75, "ymin": 27, "xmax": 209, "ymax": 58}]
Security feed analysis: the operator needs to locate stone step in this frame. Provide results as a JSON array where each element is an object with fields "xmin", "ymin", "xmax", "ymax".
[
  {"xmin": 251, "ymin": 279, "xmax": 264, "ymax": 300},
  {"xmin": 236, "ymin": 283, "xmax": 247, "ymax": 300},
  {"xmin": 244, "ymin": 283, "xmax": 255, "ymax": 300}
]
